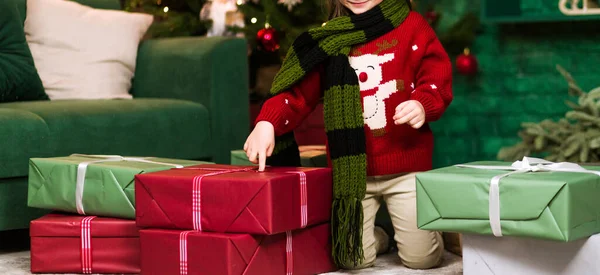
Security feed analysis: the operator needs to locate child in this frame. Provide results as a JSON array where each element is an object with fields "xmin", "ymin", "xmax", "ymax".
[{"xmin": 244, "ymin": 0, "xmax": 453, "ymax": 270}]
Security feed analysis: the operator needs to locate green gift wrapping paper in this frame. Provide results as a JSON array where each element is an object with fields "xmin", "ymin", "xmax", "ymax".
[
  {"xmin": 417, "ymin": 160, "xmax": 600, "ymax": 242},
  {"xmin": 28, "ymin": 155, "xmax": 207, "ymax": 219},
  {"xmin": 230, "ymin": 150, "xmax": 255, "ymax": 166}
]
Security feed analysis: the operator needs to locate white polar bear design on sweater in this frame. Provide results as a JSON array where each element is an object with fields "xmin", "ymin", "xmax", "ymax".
[{"xmin": 349, "ymin": 40, "xmax": 402, "ymax": 137}]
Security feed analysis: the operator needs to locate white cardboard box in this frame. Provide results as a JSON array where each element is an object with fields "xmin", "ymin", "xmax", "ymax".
[{"xmin": 463, "ymin": 234, "xmax": 600, "ymax": 275}]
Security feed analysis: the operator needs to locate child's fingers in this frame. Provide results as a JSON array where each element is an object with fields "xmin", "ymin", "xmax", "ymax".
[
  {"xmin": 412, "ymin": 119, "xmax": 425, "ymax": 129},
  {"xmin": 258, "ymin": 150, "xmax": 267, "ymax": 171},
  {"xmin": 248, "ymin": 148, "xmax": 258, "ymax": 163},
  {"xmin": 395, "ymin": 109, "xmax": 417, "ymax": 125},
  {"xmin": 395, "ymin": 101, "xmax": 408, "ymax": 112},
  {"xmin": 243, "ymin": 141, "xmax": 249, "ymax": 151},
  {"xmin": 408, "ymin": 116, "xmax": 421, "ymax": 127},
  {"xmin": 393, "ymin": 105, "xmax": 414, "ymax": 121}
]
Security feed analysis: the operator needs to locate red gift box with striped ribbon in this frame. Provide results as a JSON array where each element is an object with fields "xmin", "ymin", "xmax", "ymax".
[
  {"xmin": 135, "ymin": 164, "xmax": 332, "ymax": 235},
  {"xmin": 140, "ymin": 223, "xmax": 336, "ymax": 275},
  {"xmin": 30, "ymin": 214, "xmax": 140, "ymax": 274}
]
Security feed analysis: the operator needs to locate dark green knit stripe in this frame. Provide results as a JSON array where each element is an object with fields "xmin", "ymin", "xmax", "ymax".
[
  {"xmin": 270, "ymin": 48, "xmax": 305, "ymax": 94},
  {"xmin": 308, "ymin": 16, "xmax": 354, "ymax": 40},
  {"xmin": 382, "ymin": 0, "xmax": 410, "ymax": 27},
  {"xmin": 330, "ymin": 154, "xmax": 367, "ymax": 198},
  {"xmin": 317, "ymin": 31, "xmax": 366, "ymax": 57},
  {"xmin": 323, "ymin": 84, "xmax": 364, "ymax": 131}
]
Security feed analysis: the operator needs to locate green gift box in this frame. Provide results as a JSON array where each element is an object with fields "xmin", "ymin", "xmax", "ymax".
[
  {"xmin": 230, "ymin": 150, "xmax": 255, "ymax": 166},
  {"xmin": 28, "ymin": 154, "xmax": 207, "ymax": 219},
  {"xmin": 416, "ymin": 158, "xmax": 600, "ymax": 242}
]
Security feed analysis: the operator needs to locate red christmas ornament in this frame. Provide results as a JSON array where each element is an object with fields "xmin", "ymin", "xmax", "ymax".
[
  {"xmin": 456, "ymin": 48, "xmax": 478, "ymax": 76},
  {"xmin": 256, "ymin": 25, "xmax": 280, "ymax": 52}
]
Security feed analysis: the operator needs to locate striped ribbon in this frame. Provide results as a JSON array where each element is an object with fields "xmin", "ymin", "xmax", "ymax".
[
  {"xmin": 80, "ymin": 216, "xmax": 96, "ymax": 274},
  {"xmin": 178, "ymin": 230, "xmax": 295, "ymax": 275},
  {"xmin": 179, "ymin": 231, "xmax": 193, "ymax": 275},
  {"xmin": 285, "ymin": 171, "xmax": 308, "ymax": 228},
  {"xmin": 286, "ymin": 231, "xmax": 293, "ymax": 275},
  {"xmin": 190, "ymin": 167, "xmax": 255, "ymax": 231}
]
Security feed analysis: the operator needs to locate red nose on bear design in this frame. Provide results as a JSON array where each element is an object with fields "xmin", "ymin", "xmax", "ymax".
[{"xmin": 359, "ymin": 72, "xmax": 368, "ymax": 82}]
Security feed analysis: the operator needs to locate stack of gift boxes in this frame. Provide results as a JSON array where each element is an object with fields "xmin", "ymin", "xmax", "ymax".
[{"xmin": 28, "ymin": 155, "xmax": 337, "ymax": 274}]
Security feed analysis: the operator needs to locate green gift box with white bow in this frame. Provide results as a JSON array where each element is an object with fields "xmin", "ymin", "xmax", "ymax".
[
  {"xmin": 28, "ymin": 155, "xmax": 207, "ymax": 219},
  {"xmin": 416, "ymin": 157, "xmax": 600, "ymax": 242}
]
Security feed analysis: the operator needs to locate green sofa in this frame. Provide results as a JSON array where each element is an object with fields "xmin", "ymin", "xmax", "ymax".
[{"xmin": 0, "ymin": 0, "xmax": 249, "ymax": 231}]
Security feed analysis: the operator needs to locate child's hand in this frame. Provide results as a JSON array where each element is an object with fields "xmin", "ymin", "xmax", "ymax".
[
  {"xmin": 244, "ymin": 121, "xmax": 275, "ymax": 171},
  {"xmin": 393, "ymin": 100, "xmax": 425, "ymax": 129}
]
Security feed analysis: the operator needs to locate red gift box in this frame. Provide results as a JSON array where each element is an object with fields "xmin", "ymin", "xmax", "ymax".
[
  {"xmin": 140, "ymin": 223, "xmax": 336, "ymax": 275},
  {"xmin": 135, "ymin": 164, "xmax": 332, "ymax": 234},
  {"xmin": 30, "ymin": 214, "xmax": 140, "ymax": 274}
]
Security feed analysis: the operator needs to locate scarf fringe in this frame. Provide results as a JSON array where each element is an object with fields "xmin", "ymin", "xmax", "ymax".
[{"xmin": 331, "ymin": 197, "xmax": 364, "ymax": 267}]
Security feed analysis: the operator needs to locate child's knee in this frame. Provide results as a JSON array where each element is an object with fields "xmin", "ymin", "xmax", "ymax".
[{"xmin": 399, "ymin": 245, "xmax": 444, "ymax": 270}]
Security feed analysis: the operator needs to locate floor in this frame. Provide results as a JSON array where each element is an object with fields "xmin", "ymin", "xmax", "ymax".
[{"xmin": 0, "ymin": 229, "xmax": 463, "ymax": 275}]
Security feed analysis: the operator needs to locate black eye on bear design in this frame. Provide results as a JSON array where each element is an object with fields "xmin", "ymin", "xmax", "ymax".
[{"xmin": 368, "ymin": 66, "xmax": 375, "ymax": 70}]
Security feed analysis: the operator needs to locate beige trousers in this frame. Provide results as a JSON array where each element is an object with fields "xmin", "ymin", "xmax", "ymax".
[{"xmin": 342, "ymin": 173, "xmax": 444, "ymax": 270}]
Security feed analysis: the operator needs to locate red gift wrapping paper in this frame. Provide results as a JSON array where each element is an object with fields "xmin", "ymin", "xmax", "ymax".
[
  {"xmin": 140, "ymin": 223, "xmax": 336, "ymax": 275},
  {"xmin": 30, "ymin": 213, "xmax": 140, "ymax": 274},
  {"xmin": 135, "ymin": 164, "xmax": 332, "ymax": 234}
]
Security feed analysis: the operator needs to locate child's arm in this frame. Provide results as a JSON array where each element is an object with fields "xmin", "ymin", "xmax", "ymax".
[
  {"xmin": 255, "ymin": 67, "xmax": 323, "ymax": 136},
  {"xmin": 409, "ymin": 32, "xmax": 453, "ymax": 123}
]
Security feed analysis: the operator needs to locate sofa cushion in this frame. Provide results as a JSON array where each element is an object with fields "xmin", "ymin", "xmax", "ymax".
[
  {"xmin": 0, "ymin": 0, "xmax": 48, "ymax": 103},
  {"xmin": 0, "ymin": 109, "xmax": 51, "ymax": 178},
  {"xmin": 1, "ymin": 99, "xmax": 212, "ymax": 177},
  {"xmin": 25, "ymin": 0, "xmax": 153, "ymax": 100}
]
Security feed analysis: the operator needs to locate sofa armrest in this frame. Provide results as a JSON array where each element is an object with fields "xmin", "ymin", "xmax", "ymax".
[{"xmin": 131, "ymin": 36, "xmax": 250, "ymax": 164}]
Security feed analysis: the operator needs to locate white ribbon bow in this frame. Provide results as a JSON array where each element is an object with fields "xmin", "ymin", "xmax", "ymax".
[
  {"xmin": 71, "ymin": 154, "xmax": 184, "ymax": 215},
  {"xmin": 456, "ymin": 157, "xmax": 600, "ymax": 237}
]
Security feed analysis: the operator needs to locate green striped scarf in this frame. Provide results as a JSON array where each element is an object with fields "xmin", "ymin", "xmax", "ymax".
[{"xmin": 268, "ymin": 0, "xmax": 410, "ymax": 267}]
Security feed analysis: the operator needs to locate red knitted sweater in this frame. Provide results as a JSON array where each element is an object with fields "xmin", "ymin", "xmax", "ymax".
[{"xmin": 256, "ymin": 11, "xmax": 453, "ymax": 176}]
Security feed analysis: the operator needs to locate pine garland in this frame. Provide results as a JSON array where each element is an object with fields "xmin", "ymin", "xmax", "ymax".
[{"xmin": 498, "ymin": 65, "xmax": 600, "ymax": 163}]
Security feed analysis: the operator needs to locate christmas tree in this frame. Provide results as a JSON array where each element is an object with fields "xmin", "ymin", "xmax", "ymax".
[
  {"xmin": 498, "ymin": 65, "xmax": 600, "ymax": 163},
  {"xmin": 236, "ymin": 0, "xmax": 328, "ymax": 59},
  {"xmin": 125, "ymin": 0, "xmax": 209, "ymax": 38},
  {"xmin": 234, "ymin": 0, "xmax": 329, "ymax": 98}
]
